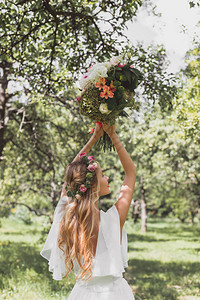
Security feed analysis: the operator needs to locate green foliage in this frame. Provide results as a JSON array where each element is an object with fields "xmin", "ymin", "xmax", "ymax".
[
  {"xmin": 127, "ymin": 104, "xmax": 200, "ymax": 222},
  {"xmin": 189, "ymin": 0, "xmax": 200, "ymax": 8},
  {"xmin": 174, "ymin": 46, "xmax": 200, "ymax": 141},
  {"xmin": 11, "ymin": 206, "xmax": 33, "ymax": 225},
  {"xmin": 0, "ymin": 206, "xmax": 10, "ymax": 218},
  {"xmin": 38, "ymin": 217, "xmax": 52, "ymax": 244},
  {"xmin": 0, "ymin": 89, "xmax": 106, "ymax": 213},
  {"xmin": 121, "ymin": 44, "xmax": 177, "ymax": 111},
  {"xmin": 0, "ymin": 0, "xmax": 142, "ymax": 93},
  {"xmin": 0, "ymin": 20, "xmax": 199, "ymax": 226}
]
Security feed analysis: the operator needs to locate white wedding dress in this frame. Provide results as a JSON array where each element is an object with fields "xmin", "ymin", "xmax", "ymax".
[{"xmin": 40, "ymin": 196, "xmax": 135, "ymax": 300}]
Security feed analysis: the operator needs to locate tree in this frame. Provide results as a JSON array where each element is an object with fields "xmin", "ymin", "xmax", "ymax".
[
  {"xmin": 0, "ymin": 1, "xmax": 180, "ymax": 221},
  {"xmin": 129, "ymin": 103, "xmax": 200, "ymax": 224},
  {"xmin": 0, "ymin": 61, "xmax": 21, "ymax": 161},
  {"xmin": 174, "ymin": 46, "xmax": 200, "ymax": 142},
  {"xmin": 0, "ymin": 1, "xmax": 177, "ymax": 161},
  {"xmin": 0, "ymin": 0, "xmax": 142, "ymax": 93},
  {"xmin": 0, "ymin": 90, "xmax": 108, "ymax": 216}
]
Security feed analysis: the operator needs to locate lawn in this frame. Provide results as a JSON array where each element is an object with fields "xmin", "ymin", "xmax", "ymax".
[
  {"xmin": 0, "ymin": 213, "xmax": 199, "ymax": 300},
  {"xmin": 125, "ymin": 219, "xmax": 200, "ymax": 300}
]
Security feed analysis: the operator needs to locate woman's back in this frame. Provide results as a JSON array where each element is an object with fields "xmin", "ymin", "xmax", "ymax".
[
  {"xmin": 40, "ymin": 196, "xmax": 135, "ymax": 299},
  {"xmin": 73, "ymin": 204, "xmax": 128, "ymax": 279},
  {"xmin": 70, "ymin": 203, "xmax": 135, "ymax": 300}
]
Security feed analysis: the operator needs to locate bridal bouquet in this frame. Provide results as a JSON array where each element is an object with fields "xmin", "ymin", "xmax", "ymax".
[{"xmin": 77, "ymin": 55, "xmax": 142, "ymax": 150}]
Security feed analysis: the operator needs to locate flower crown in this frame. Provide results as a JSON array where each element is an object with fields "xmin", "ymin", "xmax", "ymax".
[{"xmin": 65, "ymin": 153, "xmax": 98, "ymax": 200}]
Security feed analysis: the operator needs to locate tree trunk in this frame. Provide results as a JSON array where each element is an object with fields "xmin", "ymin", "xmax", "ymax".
[
  {"xmin": 51, "ymin": 174, "xmax": 59, "ymax": 208},
  {"xmin": 132, "ymin": 200, "xmax": 140, "ymax": 223},
  {"xmin": 141, "ymin": 176, "xmax": 147, "ymax": 233},
  {"xmin": 189, "ymin": 210, "xmax": 195, "ymax": 225},
  {"xmin": 0, "ymin": 61, "xmax": 12, "ymax": 161}
]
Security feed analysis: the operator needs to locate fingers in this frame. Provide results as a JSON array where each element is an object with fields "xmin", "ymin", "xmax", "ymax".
[
  {"xmin": 102, "ymin": 123, "xmax": 116, "ymax": 136},
  {"xmin": 102, "ymin": 122, "xmax": 110, "ymax": 129},
  {"xmin": 94, "ymin": 123, "xmax": 101, "ymax": 131},
  {"xmin": 95, "ymin": 123, "xmax": 103, "ymax": 130},
  {"xmin": 102, "ymin": 123, "xmax": 115, "ymax": 129}
]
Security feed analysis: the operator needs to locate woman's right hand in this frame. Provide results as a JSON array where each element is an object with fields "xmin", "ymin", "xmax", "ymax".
[{"xmin": 102, "ymin": 123, "xmax": 116, "ymax": 137}]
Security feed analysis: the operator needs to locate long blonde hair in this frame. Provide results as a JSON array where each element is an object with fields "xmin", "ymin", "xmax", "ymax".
[{"xmin": 58, "ymin": 159, "xmax": 100, "ymax": 281}]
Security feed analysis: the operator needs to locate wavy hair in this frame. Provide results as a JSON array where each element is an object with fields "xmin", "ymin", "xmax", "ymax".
[{"xmin": 58, "ymin": 159, "xmax": 100, "ymax": 282}]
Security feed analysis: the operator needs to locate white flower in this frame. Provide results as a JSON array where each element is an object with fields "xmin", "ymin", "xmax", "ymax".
[
  {"xmin": 110, "ymin": 55, "xmax": 125, "ymax": 66},
  {"xmin": 79, "ymin": 61, "xmax": 111, "ymax": 90},
  {"xmin": 79, "ymin": 74, "xmax": 92, "ymax": 89},
  {"xmin": 89, "ymin": 65, "xmax": 108, "ymax": 80},
  {"xmin": 99, "ymin": 103, "xmax": 110, "ymax": 114},
  {"xmin": 88, "ymin": 67, "xmax": 108, "ymax": 84},
  {"xmin": 98, "ymin": 62, "xmax": 112, "ymax": 70},
  {"xmin": 110, "ymin": 56, "xmax": 121, "ymax": 66}
]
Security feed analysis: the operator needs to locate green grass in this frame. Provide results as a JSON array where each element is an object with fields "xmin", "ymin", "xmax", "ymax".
[
  {"xmin": 125, "ymin": 218, "xmax": 200, "ymax": 300},
  {"xmin": 0, "ymin": 215, "xmax": 200, "ymax": 300},
  {"xmin": 0, "ymin": 217, "xmax": 75, "ymax": 300}
]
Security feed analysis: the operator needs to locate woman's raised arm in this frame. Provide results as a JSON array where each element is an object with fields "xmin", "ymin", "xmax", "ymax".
[
  {"xmin": 61, "ymin": 123, "xmax": 104, "ymax": 197},
  {"xmin": 72, "ymin": 123, "xmax": 103, "ymax": 163},
  {"xmin": 103, "ymin": 123, "xmax": 136, "ymax": 231}
]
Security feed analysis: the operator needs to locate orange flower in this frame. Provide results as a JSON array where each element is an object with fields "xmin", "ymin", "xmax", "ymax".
[
  {"xmin": 95, "ymin": 78, "xmax": 106, "ymax": 90},
  {"xmin": 110, "ymin": 80, "xmax": 116, "ymax": 92},
  {"xmin": 100, "ymin": 85, "xmax": 114, "ymax": 99}
]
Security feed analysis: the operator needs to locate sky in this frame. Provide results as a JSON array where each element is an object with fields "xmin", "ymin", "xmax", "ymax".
[{"xmin": 124, "ymin": 0, "xmax": 200, "ymax": 73}]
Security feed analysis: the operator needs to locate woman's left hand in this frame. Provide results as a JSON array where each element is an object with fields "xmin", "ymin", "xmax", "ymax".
[{"xmin": 93, "ymin": 123, "xmax": 104, "ymax": 140}]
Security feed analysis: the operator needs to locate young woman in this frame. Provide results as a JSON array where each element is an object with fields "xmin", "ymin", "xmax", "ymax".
[{"xmin": 40, "ymin": 123, "xmax": 136, "ymax": 299}]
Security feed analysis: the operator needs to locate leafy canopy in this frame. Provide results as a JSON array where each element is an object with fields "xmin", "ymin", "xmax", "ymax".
[{"xmin": 0, "ymin": 0, "xmax": 142, "ymax": 92}]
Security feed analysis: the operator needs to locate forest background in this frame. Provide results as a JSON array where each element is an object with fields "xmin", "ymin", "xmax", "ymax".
[{"xmin": 0, "ymin": 0, "xmax": 199, "ymax": 299}]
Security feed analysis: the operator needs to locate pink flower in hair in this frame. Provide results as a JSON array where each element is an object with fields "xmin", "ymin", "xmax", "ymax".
[
  {"xmin": 75, "ymin": 194, "xmax": 81, "ymax": 200},
  {"xmin": 80, "ymin": 185, "xmax": 87, "ymax": 193},
  {"xmin": 87, "ymin": 164, "xmax": 96, "ymax": 172},
  {"xmin": 80, "ymin": 152, "xmax": 87, "ymax": 158},
  {"xmin": 88, "ymin": 155, "xmax": 95, "ymax": 162},
  {"xmin": 76, "ymin": 96, "xmax": 81, "ymax": 103},
  {"xmin": 93, "ymin": 162, "xmax": 98, "ymax": 168}
]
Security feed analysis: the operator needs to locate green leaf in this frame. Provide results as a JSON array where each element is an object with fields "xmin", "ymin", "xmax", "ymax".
[
  {"xmin": 118, "ymin": 110, "xmax": 129, "ymax": 117},
  {"xmin": 189, "ymin": 1, "xmax": 195, "ymax": 8},
  {"xmin": 123, "ymin": 69, "xmax": 132, "ymax": 84},
  {"xmin": 107, "ymin": 98, "xmax": 116, "ymax": 110},
  {"xmin": 129, "ymin": 68, "xmax": 142, "ymax": 78}
]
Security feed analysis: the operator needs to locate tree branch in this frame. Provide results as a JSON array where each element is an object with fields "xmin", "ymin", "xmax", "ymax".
[
  {"xmin": 194, "ymin": 174, "xmax": 200, "ymax": 184},
  {"xmin": 16, "ymin": 0, "xmax": 32, "ymax": 5},
  {"xmin": 19, "ymin": 107, "xmax": 26, "ymax": 132},
  {"xmin": 0, "ymin": 201, "xmax": 49, "ymax": 217},
  {"xmin": 42, "ymin": 0, "xmax": 112, "ymax": 50},
  {"xmin": 0, "ymin": 22, "xmax": 45, "ymax": 56},
  {"xmin": 47, "ymin": 22, "xmax": 58, "ymax": 91}
]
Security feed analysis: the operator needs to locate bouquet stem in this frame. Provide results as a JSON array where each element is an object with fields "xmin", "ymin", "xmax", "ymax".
[{"xmin": 96, "ymin": 132, "xmax": 115, "ymax": 152}]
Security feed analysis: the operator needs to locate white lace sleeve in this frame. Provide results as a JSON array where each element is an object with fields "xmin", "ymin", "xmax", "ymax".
[{"xmin": 40, "ymin": 196, "xmax": 69, "ymax": 280}]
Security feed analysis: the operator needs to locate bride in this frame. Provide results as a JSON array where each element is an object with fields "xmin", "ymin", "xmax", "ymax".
[{"xmin": 40, "ymin": 123, "xmax": 136, "ymax": 299}]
